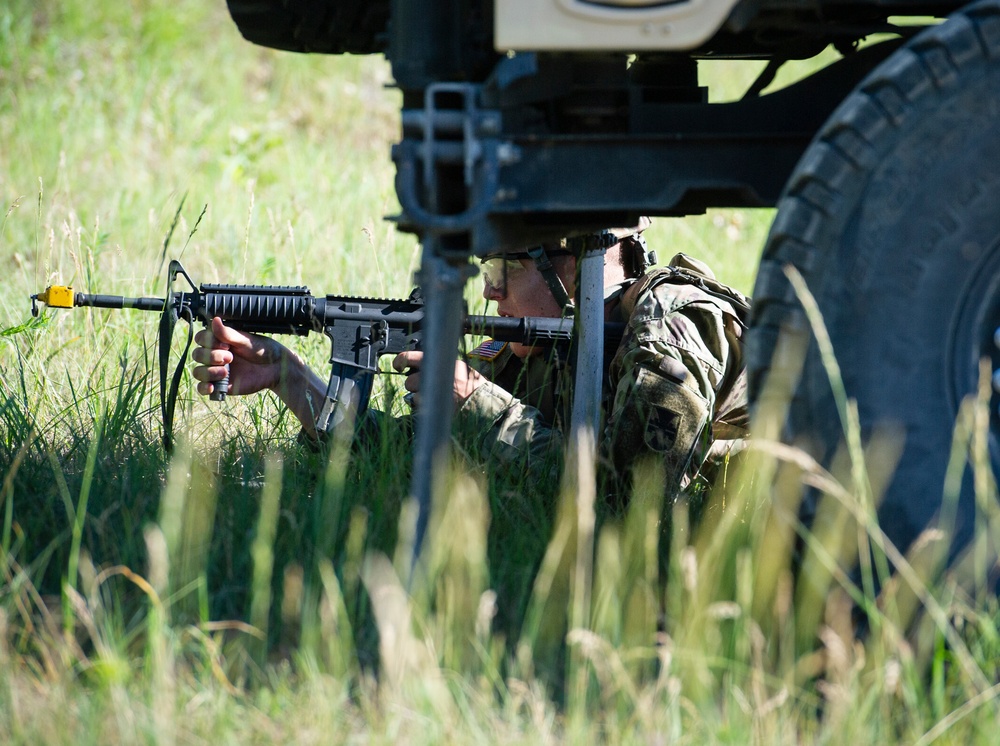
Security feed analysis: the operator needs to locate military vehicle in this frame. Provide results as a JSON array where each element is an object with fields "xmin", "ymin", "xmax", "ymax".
[{"xmin": 223, "ymin": 0, "xmax": 1000, "ymax": 571}]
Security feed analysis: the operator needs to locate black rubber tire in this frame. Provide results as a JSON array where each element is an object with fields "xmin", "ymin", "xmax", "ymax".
[
  {"xmin": 748, "ymin": 0, "xmax": 1000, "ymax": 572},
  {"xmin": 225, "ymin": 0, "xmax": 390, "ymax": 55}
]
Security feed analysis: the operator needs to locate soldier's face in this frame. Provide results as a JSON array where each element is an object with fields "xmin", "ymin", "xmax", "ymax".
[{"xmin": 482, "ymin": 256, "xmax": 576, "ymax": 357}]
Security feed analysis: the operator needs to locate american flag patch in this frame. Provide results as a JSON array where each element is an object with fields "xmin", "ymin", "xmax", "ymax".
[{"xmin": 467, "ymin": 339, "xmax": 508, "ymax": 361}]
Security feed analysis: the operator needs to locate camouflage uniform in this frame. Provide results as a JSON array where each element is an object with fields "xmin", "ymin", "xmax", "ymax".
[{"xmin": 459, "ymin": 252, "xmax": 750, "ymax": 500}]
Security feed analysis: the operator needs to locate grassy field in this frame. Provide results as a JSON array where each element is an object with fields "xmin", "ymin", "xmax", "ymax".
[{"xmin": 3, "ymin": 1, "xmax": 1000, "ymax": 743}]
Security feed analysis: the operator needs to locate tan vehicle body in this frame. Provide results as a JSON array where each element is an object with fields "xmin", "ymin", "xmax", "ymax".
[{"xmin": 494, "ymin": 0, "xmax": 740, "ymax": 51}]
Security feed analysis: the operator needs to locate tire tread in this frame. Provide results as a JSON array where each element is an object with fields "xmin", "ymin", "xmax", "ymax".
[{"xmin": 749, "ymin": 0, "xmax": 1000, "ymax": 398}]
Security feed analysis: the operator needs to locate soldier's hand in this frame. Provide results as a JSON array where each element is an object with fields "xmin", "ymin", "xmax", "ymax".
[
  {"xmin": 191, "ymin": 317, "xmax": 288, "ymax": 397},
  {"xmin": 391, "ymin": 350, "xmax": 485, "ymax": 409}
]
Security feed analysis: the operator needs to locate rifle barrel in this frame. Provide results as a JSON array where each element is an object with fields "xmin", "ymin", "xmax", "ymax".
[
  {"xmin": 74, "ymin": 293, "xmax": 166, "ymax": 312},
  {"xmin": 464, "ymin": 315, "xmax": 625, "ymax": 345}
]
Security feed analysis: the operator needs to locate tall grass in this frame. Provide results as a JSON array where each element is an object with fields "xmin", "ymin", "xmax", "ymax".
[
  {"xmin": 3, "ymin": 0, "xmax": 1000, "ymax": 742},
  {"xmin": 3, "ymin": 347, "xmax": 999, "ymax": 742}
]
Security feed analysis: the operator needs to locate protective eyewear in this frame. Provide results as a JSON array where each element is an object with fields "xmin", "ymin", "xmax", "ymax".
[
  {"xmin": 480, "ymin": 256, "xmax": 528, "ymax": 293},
  {"xmin": 479, "ymin": 246, "xmax": 572, "ymax": 294}
]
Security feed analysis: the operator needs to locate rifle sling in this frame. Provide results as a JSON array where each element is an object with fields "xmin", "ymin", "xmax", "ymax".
[{"xmin": 159, "ymin": 304, "xmax": 194, "ymax": 452}]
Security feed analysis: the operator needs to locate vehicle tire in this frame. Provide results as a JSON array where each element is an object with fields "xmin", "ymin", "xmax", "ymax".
[
  {"xmin": 748, "ymin": 0, "xmax": 1000, "ymax": 576},
  {"xmin": 225, "ymin": 0, "xmax": 390, "ymax": 54}
]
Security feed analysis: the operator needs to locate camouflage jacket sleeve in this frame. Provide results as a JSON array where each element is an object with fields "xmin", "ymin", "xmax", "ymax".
[
  {"xmin": 603, "ymin": 255, "xmax": 749, "ymax": 495},
  {"xmin": 458, "ymin": 380, "xmax": 564, "ymax": 475}
]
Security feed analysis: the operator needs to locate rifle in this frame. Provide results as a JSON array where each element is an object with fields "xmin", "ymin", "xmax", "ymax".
[{"xmin": 30, "ymin": 259, "xmax": 623, "ymax": 449}]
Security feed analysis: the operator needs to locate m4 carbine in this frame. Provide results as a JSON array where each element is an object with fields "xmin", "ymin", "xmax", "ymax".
[{"xmin": 31, "ymin": 260, "xmax": 621, "ymax": 448}]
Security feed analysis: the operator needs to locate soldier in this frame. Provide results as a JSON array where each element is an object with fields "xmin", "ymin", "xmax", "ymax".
[
  {"xmin": 191, "ymin": 221, "xmax": 750, "ymax": 502},
  {"xmin": 392, "ymin": 221, "xmax": 751, "ymax": 501}
]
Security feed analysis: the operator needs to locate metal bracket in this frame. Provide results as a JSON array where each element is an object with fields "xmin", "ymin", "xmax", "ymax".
[{"xmin": 395, "ymin": 83, "xmax": 508, "ymax": 242}]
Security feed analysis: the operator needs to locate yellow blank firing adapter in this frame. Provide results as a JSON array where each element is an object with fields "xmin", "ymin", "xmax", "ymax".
[{"xmin": 30, "ymin": 285, "xmax": 75, "ymax": 316}]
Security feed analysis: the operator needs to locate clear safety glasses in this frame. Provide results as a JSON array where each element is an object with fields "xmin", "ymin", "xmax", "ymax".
[
  {"xmin": 479, "ymin": 246, "xmax": 572, "ymax": 296},
  {"xmin": 480, "ymin": 256, "xmax": 528, "ymax": 295}
]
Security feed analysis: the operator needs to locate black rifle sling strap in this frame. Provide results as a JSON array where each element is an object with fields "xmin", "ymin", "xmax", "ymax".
[
  {"xmin": 159, "ymin": 261, "xmax": 197, "ymax": 452},
  {"xmin": 159, "ymin": 292, "xmax": 178, "ymax": 452},
  {"xmin": 161, "ymin": 309, "xmax": 195, "ymax": 453}
]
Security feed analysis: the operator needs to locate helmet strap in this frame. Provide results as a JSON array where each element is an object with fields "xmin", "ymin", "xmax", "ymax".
[
  {"xmin": 621, "ymin": 233, "xmax": 657, "ymax": 277},
  {"xmin": 526, "ymin": 245, "xmax": 574, "ymax": 313}
]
